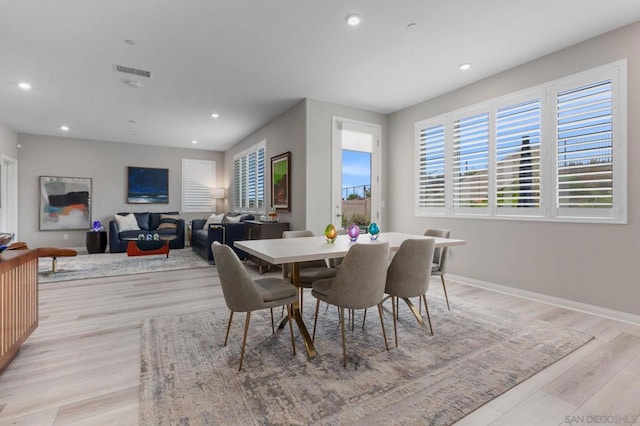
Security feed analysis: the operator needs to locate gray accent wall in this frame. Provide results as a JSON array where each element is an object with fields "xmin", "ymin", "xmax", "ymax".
[
  {"xmin": 387, "ymin": 22, "xmax": 640, "ymax": 316},
  {"xmin": 17, "ymin": 133, "xmax": 224, "ymax": 249}
]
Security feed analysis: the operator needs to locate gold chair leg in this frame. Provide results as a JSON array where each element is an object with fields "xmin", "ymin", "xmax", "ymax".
[
  {"xmin": 391, "ymin": 296, "xmax": 398, "ymax": 347},
  {"xmin": 340, "ymin": 307, "xmax": 347, "ymax": 367},
  {"xmin": 377, "ymin": 303, "xmax": 389, "ymax": 351},
  {"xmin": 239, "ymin": 312, "xmax": 251, "ymax": 371},
  {"xmin": 441, "ymin": 275, "xmax": 450, "ymax": 311},
  {"xmin": 312, "ymin": 298, "xmax": 321, "ymax": 341},
  {"xmin": 224, "ymin": 311, "xmax": 234, "ymax": 346},
  {"xmin": 270, "ymin": 308, "xmax": 275, "ymax": 334},
  {"xmin": 422, "ymin": 294, "xmax": 434, "ymax": 335},
  {"xmin": 287, "ymin": 305, "xmax": 296, "ymax": 356}
]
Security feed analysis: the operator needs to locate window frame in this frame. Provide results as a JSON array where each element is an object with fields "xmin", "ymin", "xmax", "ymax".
[{"xmin": 414, "ymin": 59, "xmax": 627, "ymax": 224}]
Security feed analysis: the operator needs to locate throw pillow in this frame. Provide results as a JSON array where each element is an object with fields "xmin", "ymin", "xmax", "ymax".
[
  {"xmin": 203, "ymin": 213, "xmax": 224, "ymax": 228},
  {"xmin": 115, "ymin": 213, "xmax": 140, "ymax": 232},
  {"xmin": 223, "ymin": 214, "xmax": 242, "ymax": 223},
  {"xmin": 157, "ymin": 214, "xmax": 181, "ymax": 230}
]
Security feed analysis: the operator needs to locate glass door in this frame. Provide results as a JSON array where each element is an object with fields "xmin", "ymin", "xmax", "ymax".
[{"xmin": 332, "ymin": 117, "xmax": 381, "ymax": 231}]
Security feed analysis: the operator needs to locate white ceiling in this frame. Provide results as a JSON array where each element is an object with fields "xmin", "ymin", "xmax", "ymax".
[{"xmin": 1, "ymin": 1, "xmax": 639, "ymax": 152}]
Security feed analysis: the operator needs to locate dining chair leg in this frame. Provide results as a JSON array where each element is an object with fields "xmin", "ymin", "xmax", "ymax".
[
  {"xmin": 239, "ymin": 311, "xmax": 251, "ymax": 371},
  {"xmin": 377, "ymin": 303, "xmax": 389, "ymax": 351},
  {"xmin": 419, "ymin": 296, "xmax": 422, "ymax": 315},
  {"xmin": 287, "ymin": 305, "xmax": 296, "ymax": 356},
  {"xmin": 396, "ymin": 298, "xmax": 399, "ymax": 320},
  {"xmin": 270, "ymin": 308, "xmax": 275, "ymax": 334},
  {"xmin": 441, "ymin": 275, "xmax": 450, "ymax": 311},
  {"xmin": 312, "ymin": 298, "xmax": 321, "ymax": 341},
  {"xmin": 340, "ymin": 307, "xmax": 347, "ymax": 367},
  {"xmin": 224, "ymin": 311, "xmax": 234, "ymax": 346},
  {"xmin": 391, "ymin": 296, "xmax": 398, "ymax": 347},
  {"xmin": 422, "ymin": 294, "xmax": 434, "ymax": 335},
  {"xmin": 362, "ymin": 308, "xmax": 367, "ymax": 330}
]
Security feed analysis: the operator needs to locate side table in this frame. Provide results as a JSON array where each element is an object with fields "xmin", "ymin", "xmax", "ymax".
[{"xmin": 86, "ymin": 231, "xmax": 107, "ymax": 254}]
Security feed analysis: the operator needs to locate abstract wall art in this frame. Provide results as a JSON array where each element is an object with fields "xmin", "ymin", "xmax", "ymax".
[
  {"xmin": 127, "ymin": 166, "xmax": 169, "ymax": 204},
  {"xmin": 39, "ymin": 176, "xmax": 92, "ymax": 230}
]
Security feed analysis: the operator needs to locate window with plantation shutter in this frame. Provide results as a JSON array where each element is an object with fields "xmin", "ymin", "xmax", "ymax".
[
  {"xmin": 416, "ymin": 122, "xmax": 446, "ymax": 212},
  {"xmin": 453, "ymin": 112, "xmax": 489, "ymax": 210},
  {"xmin": 414, "ymin": 59, "xmax": 626, "ymax": 224},
  {"xmin": 182, "ymin": 159, "xmax": 216, "ymax": 212},
  {"xmin": 233, "ymin": 140, "xmax": 266, "ymax": 212},
  {"xmin": 556, "ymin": 80, "xmax": 613, "ymax": 209},
  {"xmin": 496, "ymin": 99, "xmax": 541, "ymax": 210}
]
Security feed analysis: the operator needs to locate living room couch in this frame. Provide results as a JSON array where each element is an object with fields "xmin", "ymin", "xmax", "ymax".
[
  {"xmin": 191, "ymin": 213, "xmax": 254, "ymax": 263},
  {"xmin": 109, "ymin": 211, "xmax": 185, "ymax": 253}
]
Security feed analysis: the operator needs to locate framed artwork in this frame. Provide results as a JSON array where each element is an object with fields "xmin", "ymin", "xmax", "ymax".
[
  {"xmin": 271, "ymin": 151, "xmax": 291, "ymax": 212},
  {"xmin": 39, "ymin": 176, "xmax": 92, "ymax": 230},
  {"xmin": 127, "ymin": 166, "xmax": 169, "ymax": 204}
]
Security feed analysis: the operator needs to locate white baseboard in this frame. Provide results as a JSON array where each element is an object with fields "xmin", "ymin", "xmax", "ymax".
[{"xmin": 448, "ymin": 273, "xmax": 640, "ymax": 327}]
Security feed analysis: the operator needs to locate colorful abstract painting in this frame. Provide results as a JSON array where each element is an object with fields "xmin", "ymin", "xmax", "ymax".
[{"xmin": 39, "ymin": 176, "xmax": 92, "ymax": 230}]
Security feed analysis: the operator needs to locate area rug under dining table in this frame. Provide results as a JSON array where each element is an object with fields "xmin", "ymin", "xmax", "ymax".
[{"xmin": 140, "ymin": 292, "xmax": 593, "ymax": 425}]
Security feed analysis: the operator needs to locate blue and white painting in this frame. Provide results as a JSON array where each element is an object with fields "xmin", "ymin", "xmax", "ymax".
[{"xmin": 127, "ymin": 166, "xmax": 169, "ymax": 204}]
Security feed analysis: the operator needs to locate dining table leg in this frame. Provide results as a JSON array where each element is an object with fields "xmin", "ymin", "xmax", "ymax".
[{"xmin": 277, "ymin": 262, "xmax": 317, "ymax": 358}]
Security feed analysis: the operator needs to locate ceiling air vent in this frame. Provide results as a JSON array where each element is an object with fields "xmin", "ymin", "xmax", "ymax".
[{"xmin": 113, "ymin": 64, "xmax": 152, "ymax": 79}]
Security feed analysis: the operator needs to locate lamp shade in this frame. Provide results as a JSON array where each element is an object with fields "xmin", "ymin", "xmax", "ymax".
[{"xmin": 211, "ymin": 188, "xmax": 225, "ymax": 199}]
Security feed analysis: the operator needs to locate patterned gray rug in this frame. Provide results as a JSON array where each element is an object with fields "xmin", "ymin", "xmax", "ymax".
[
  {"xmin": 38, "ymin": 248, "xmax": 210, "ymax": 283},
  {"xmin": 140, "ymin": 292, "xmax": 593, "ymax": 425}
]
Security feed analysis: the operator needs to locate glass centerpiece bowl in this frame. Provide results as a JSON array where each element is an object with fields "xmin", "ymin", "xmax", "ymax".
[
  {"xmin": 347, "ymin": 223, "xmax": 360, "ymax": 241},
  {"xmin": 0, "ymin": 232, "xmax": 15, "ymax": 253},
  {"xmin": 324, "ymin": 224, "xmax": 338, "ymax": 243},
  {"xmin": 367, "ymin": 222, "xmax": 380, "ymax": 240}
]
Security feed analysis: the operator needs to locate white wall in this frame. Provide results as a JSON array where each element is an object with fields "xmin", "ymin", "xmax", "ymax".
[
  {"xmin": 387, "ymin": 22, "xmax": 640, "ymax": 315},
  {"xmin": 18, "ymin": 133, "xmax": 224, "ymax": 248},
  {"xmin": 0, "ymin": 121, "xmax": 18, "ymax": 159},
  {"xmin": 305, "ymin": 99, "xmax": 387, "ymax": 235}
]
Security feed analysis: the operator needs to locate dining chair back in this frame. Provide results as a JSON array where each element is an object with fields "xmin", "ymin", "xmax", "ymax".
[
  {"xmin": 311, "ymin": 241, "xmax": 390, "ymax": 367},
  {"xmin": 212, "ymin": 242, "xmax": 297, "ymax": 371},
  {"xmin": 384, "ymin": 238, "xmax": 436, "ymax": 345},
  {"xmin": 424, "ymin": 228, "xmax": 452, "ymax": 310}
]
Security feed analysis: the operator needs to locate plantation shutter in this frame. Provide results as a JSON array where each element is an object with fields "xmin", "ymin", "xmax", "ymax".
[
  {"xmin": 418, "ymin": 123, "xmax": 446, "ymax": 209},
  {"xmin": 495, "ymin": 100, "xmax": 541, "ymax": 208},
  {"xmin": 453, "ymin": 112, "xmax": 489, "ymax": 208},
  {"xmin": 232, "ymin": 141, "xmax": 266, "ymax": 211},
  {"xmin": 182, "ymin": 159, "xmax": 216, "ymax": 212},
  {"xmin": 556, "ymin": 80, "xmax": 613, "ymax": 208}
]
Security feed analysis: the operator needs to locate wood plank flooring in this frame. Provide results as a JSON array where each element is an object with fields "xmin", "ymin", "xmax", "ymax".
[{"xmin": 0, "ymin": 262, "xmax": 639, "ymax": 425}]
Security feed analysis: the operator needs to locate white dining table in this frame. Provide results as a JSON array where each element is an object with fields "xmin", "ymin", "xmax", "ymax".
[{"xmin": 234, "ymin": 232, "xmax": 466, "ymax": 357}]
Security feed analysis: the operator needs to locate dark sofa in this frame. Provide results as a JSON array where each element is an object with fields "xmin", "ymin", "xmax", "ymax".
[
  {"xmin": 109, "ymin": 211, "xmax": 185, "ymax": 253},
  {"xmin": 191, "ymin": 214, "xmax": 254, "ymax": 263}
]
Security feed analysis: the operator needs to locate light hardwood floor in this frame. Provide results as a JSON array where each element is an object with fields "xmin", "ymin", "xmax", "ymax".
[{"xmin": 0, "ymin": 261, "xmax": 639, "ymax": 425}]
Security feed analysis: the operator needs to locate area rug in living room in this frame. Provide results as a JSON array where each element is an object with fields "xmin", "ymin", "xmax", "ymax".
[
  {"xmin": 140, "ymin": 293, "xmax": 593, "ymax": 425},
  {"xmin": 38, "ymin": 248, "xmax": 210, "ymax": 283}
]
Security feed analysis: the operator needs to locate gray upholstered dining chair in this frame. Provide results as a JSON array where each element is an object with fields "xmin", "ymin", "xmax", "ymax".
[
  {"xmin": 384, "ymin": 238, "xmax": 436, "ymax": 346},
  {"xmin": 282, "ymin": 230, "xmax": 337, "ymax": 313},
  {"xmin": 424, "ymin": 228, "xmax": 452, "ymax": 311},
  {"xmin": 311, "ymin": 242, "xmax": 390, "ymax": 367},
  {"xmin": 212, "ymin": 242, "xmax": 297, "ymax": 371}
]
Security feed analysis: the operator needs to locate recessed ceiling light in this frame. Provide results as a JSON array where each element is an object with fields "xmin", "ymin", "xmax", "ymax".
[
  {"xmin": 124, "ymin": 39, "xmax": 136, "ymax": 45},
  {"xmin": 210, "ymin": 113, "xmax": 219, "ymax": 118},
  {"xmin": 346, "ymin": 14, "xmax": 360, "ymax": 26},
  {"xmin": 406, "ymin": 23, "xmax": 417, "ymax": 30},
  {"xmin": 18, "ymin": 82, "xmax": 32, "ymax": 90},
  {"xmin": 192, "ymin": 140, "xmax": 198, "ymax": 144},
  {"xmin": 59, "ymin": 125, "xmax": 69, "ymax": 131},
  {"xmin": 459, "ymin": 63, "xmax": 471, "ymax": 71}
]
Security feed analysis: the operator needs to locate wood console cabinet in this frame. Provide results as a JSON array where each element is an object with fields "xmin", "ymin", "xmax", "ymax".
[
  {"xmin": 0, "ymin": 249, "xmax": 39, "ymax": 374},
  {"xmin": 244, "ymin": 221, "xmax": 290, "ymax": 273}
]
